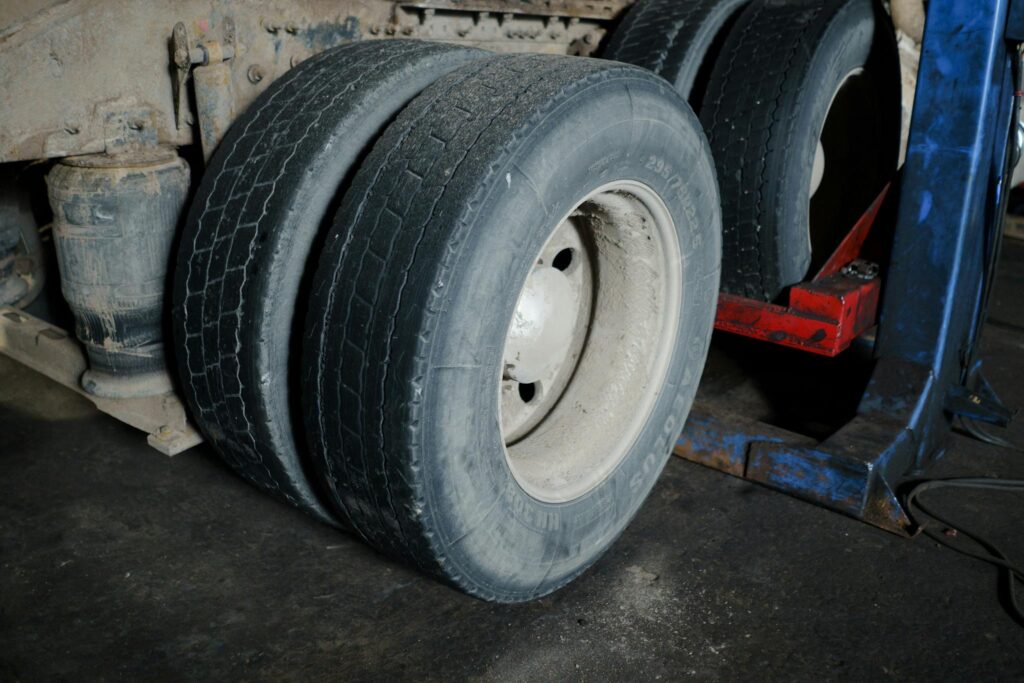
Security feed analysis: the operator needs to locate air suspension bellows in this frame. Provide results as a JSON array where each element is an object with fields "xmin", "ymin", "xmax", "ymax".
[{"xmin": 47, "ymin": 149, "xmax": 189, "ymax": 398}]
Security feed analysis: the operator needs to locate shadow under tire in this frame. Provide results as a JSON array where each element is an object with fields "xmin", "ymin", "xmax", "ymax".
[
  {"xmin": 700, "ymin": 0, "xmax": 901, "ymax": 301},
  {"xmin": 172, "ymin": 40, "xmax": 485, "ymax": 524},
  {"xmin": 303, "ymin": 55, "xmax": 722, "ymax": 601}
]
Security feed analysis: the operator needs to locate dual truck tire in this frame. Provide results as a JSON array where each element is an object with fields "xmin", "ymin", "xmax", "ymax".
[
  {"xmin": 174, "ymin": 0, "xmax": 900, "ymax": 601},
  {"xmin": 174, "ymin": 41, "xmax": 720, "ymax": 600}
]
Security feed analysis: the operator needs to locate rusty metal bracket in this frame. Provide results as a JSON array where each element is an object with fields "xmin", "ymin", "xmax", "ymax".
[
  {"xmin": 172, "ymin": 22, "xmax": 200, "ymax": 131},
  {"xmin": 0, "ymin": 307, "xmax": 202, "ymax": 456},
  {"xmin": 712, "ymin": 184, "xmax": 890, "ymax": 357},
  {"xmin": 675, "ymin": 405, "xmax": 914, "ymax": 535},
  {"xmin": 171, "ymin": 18, "xmax": 237, "ymax": 158}
]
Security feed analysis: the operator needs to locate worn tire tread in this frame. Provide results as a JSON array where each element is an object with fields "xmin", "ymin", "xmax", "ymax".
[
  {"xmin": 604, "ymin": 0, "xmax": 749, "ymax": 102},
  {"xmin": 173, "ymin": 41, "xmax": 483, "ymax": 522},
  {"xmin": 305, "ymin": 55, "xmax": 692, "ymax": 600}
]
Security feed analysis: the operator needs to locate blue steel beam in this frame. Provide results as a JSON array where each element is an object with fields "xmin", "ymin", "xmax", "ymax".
[{"xmin": 868, "ymin": 0, "xmax": 1016, "ymax": 475}]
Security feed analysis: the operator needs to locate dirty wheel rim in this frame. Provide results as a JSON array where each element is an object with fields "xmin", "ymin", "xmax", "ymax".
[
  {"xmin": 500, "ymin": 180, "xmax": 682, "ymax": 503},
  {"xmin": 809, "ymin": 67, "xmax": 881, "ymax": 272}
]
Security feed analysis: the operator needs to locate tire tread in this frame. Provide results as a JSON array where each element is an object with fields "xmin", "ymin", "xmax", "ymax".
[
  {"xmin": 305, "ymin": 55, "xmax": 683, "ymax": 599},
  {"xmin": 174, "ymin": 41, "xmax": 483, "ymax": 522}
]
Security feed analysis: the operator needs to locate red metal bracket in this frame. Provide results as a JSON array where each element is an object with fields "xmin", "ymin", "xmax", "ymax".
[{"xmin": 713, "ymin": 185, "xmax": 891, "ymax": 357}]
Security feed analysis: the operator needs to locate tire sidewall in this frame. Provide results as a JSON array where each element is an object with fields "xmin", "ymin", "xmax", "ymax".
[{"xmin": 413, "ymin": 78, "xmax": 721, "ymax": 599}]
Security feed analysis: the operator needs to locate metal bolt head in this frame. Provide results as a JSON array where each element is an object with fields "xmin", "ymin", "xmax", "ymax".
[
  {"xmin": 247, "ymin": 64, "xmax": 265, "ymax": 83},
  {"xmin": 172, "ymin": 22, "xmax": 191, "ymax": 67}
]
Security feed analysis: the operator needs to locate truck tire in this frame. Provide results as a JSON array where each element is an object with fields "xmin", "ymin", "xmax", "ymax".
[
  {"xmin": 701, "ymin": 0, "xmax": 901, "ymax": 300},
  {"xmin": 172, "ymin": 41, "xmax": 485, "ymax": 523},
  {"xmin": 303, "ymin": 55, "xmax": 721, "ymax": 601},
  {"xmin": 603, "ymin": 0, "xmax": 750, "ymax": 108}
]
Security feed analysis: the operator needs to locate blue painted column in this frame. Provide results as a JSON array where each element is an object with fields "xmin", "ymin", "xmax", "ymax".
[{"xmin": 867, "ymin": 0, "xmax": 1017, "ymax": 471}]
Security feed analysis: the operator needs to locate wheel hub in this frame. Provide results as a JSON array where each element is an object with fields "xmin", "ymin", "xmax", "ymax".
[
  {"xmin": 500, "ymin": 217, "xmax": 591, "ymax": 445},
  {"xmin": 499, "ymin": 181, "xmax": 682, "ymax": 503},
  {"xmin": 504, "ymin": 266, "xmax": 578, "ymax": 384}
]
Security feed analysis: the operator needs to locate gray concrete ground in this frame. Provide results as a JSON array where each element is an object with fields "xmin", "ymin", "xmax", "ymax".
[{"xmin": 2, "ymin": 242, "xmax": 1023, "ymax": 681}]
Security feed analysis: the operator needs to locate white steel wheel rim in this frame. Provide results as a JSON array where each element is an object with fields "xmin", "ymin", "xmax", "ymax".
[
  {"xmin": 811, "ymin": 67, "xmax": 866, "ymax": 200},
  {"xmin": 499, "ymin": 180, "xmax": 682, "ymax": 503},
  {"xmin": 808, "ymin": 67, "xmax": 875, "ymax": 261}
]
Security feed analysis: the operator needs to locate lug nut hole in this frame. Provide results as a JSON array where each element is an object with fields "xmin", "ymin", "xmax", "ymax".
[{"xmin": 552, "ymin": 248, "xmax": 574, "ymax": 271}]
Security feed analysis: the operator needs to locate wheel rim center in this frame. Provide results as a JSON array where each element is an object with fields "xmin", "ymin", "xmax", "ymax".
[
  {"xmin": 498, "ymin": 181, "xmax": 682, "ymax": 503},
  {"xmin": 504, "ymin": 266, "xmax": 578, "ymax": 384}
]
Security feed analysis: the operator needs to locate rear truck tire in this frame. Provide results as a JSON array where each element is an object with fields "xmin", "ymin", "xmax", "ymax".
[
  {"xmin": 303, "ymin": 54, "xmax": 722, "ymax": 601},
  {"xmin": 172, "ymin": 40, "xmax": 486, "ymax": 524},
  {"xmin": 700, "ymin": 0, "xmax": 901, "ymax": 301},
  {"xmin": 603, "ymin": 0, "xmax": 751, "ymax": 110}
]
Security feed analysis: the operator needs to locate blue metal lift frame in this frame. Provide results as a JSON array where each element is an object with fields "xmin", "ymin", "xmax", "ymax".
[{"xmin": 677, "ymin": 0, "xmax": 1021, "ymax": 533}]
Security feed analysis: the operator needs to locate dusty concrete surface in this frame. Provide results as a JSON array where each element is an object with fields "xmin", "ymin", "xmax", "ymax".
[{"xmin": 2, "ymin": 242, "xmax": 1023, "ymax": 681}]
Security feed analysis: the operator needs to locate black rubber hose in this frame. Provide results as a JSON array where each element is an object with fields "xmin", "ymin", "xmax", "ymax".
[{"xmin": 906, "ymin": 477, "xmax": 1024, "ymax": 626}]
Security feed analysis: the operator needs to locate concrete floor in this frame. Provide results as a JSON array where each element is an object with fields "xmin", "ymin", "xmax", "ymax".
[{"xmin": 2, "ymin": 242, "xmax": 1024, "ymax": 680}]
